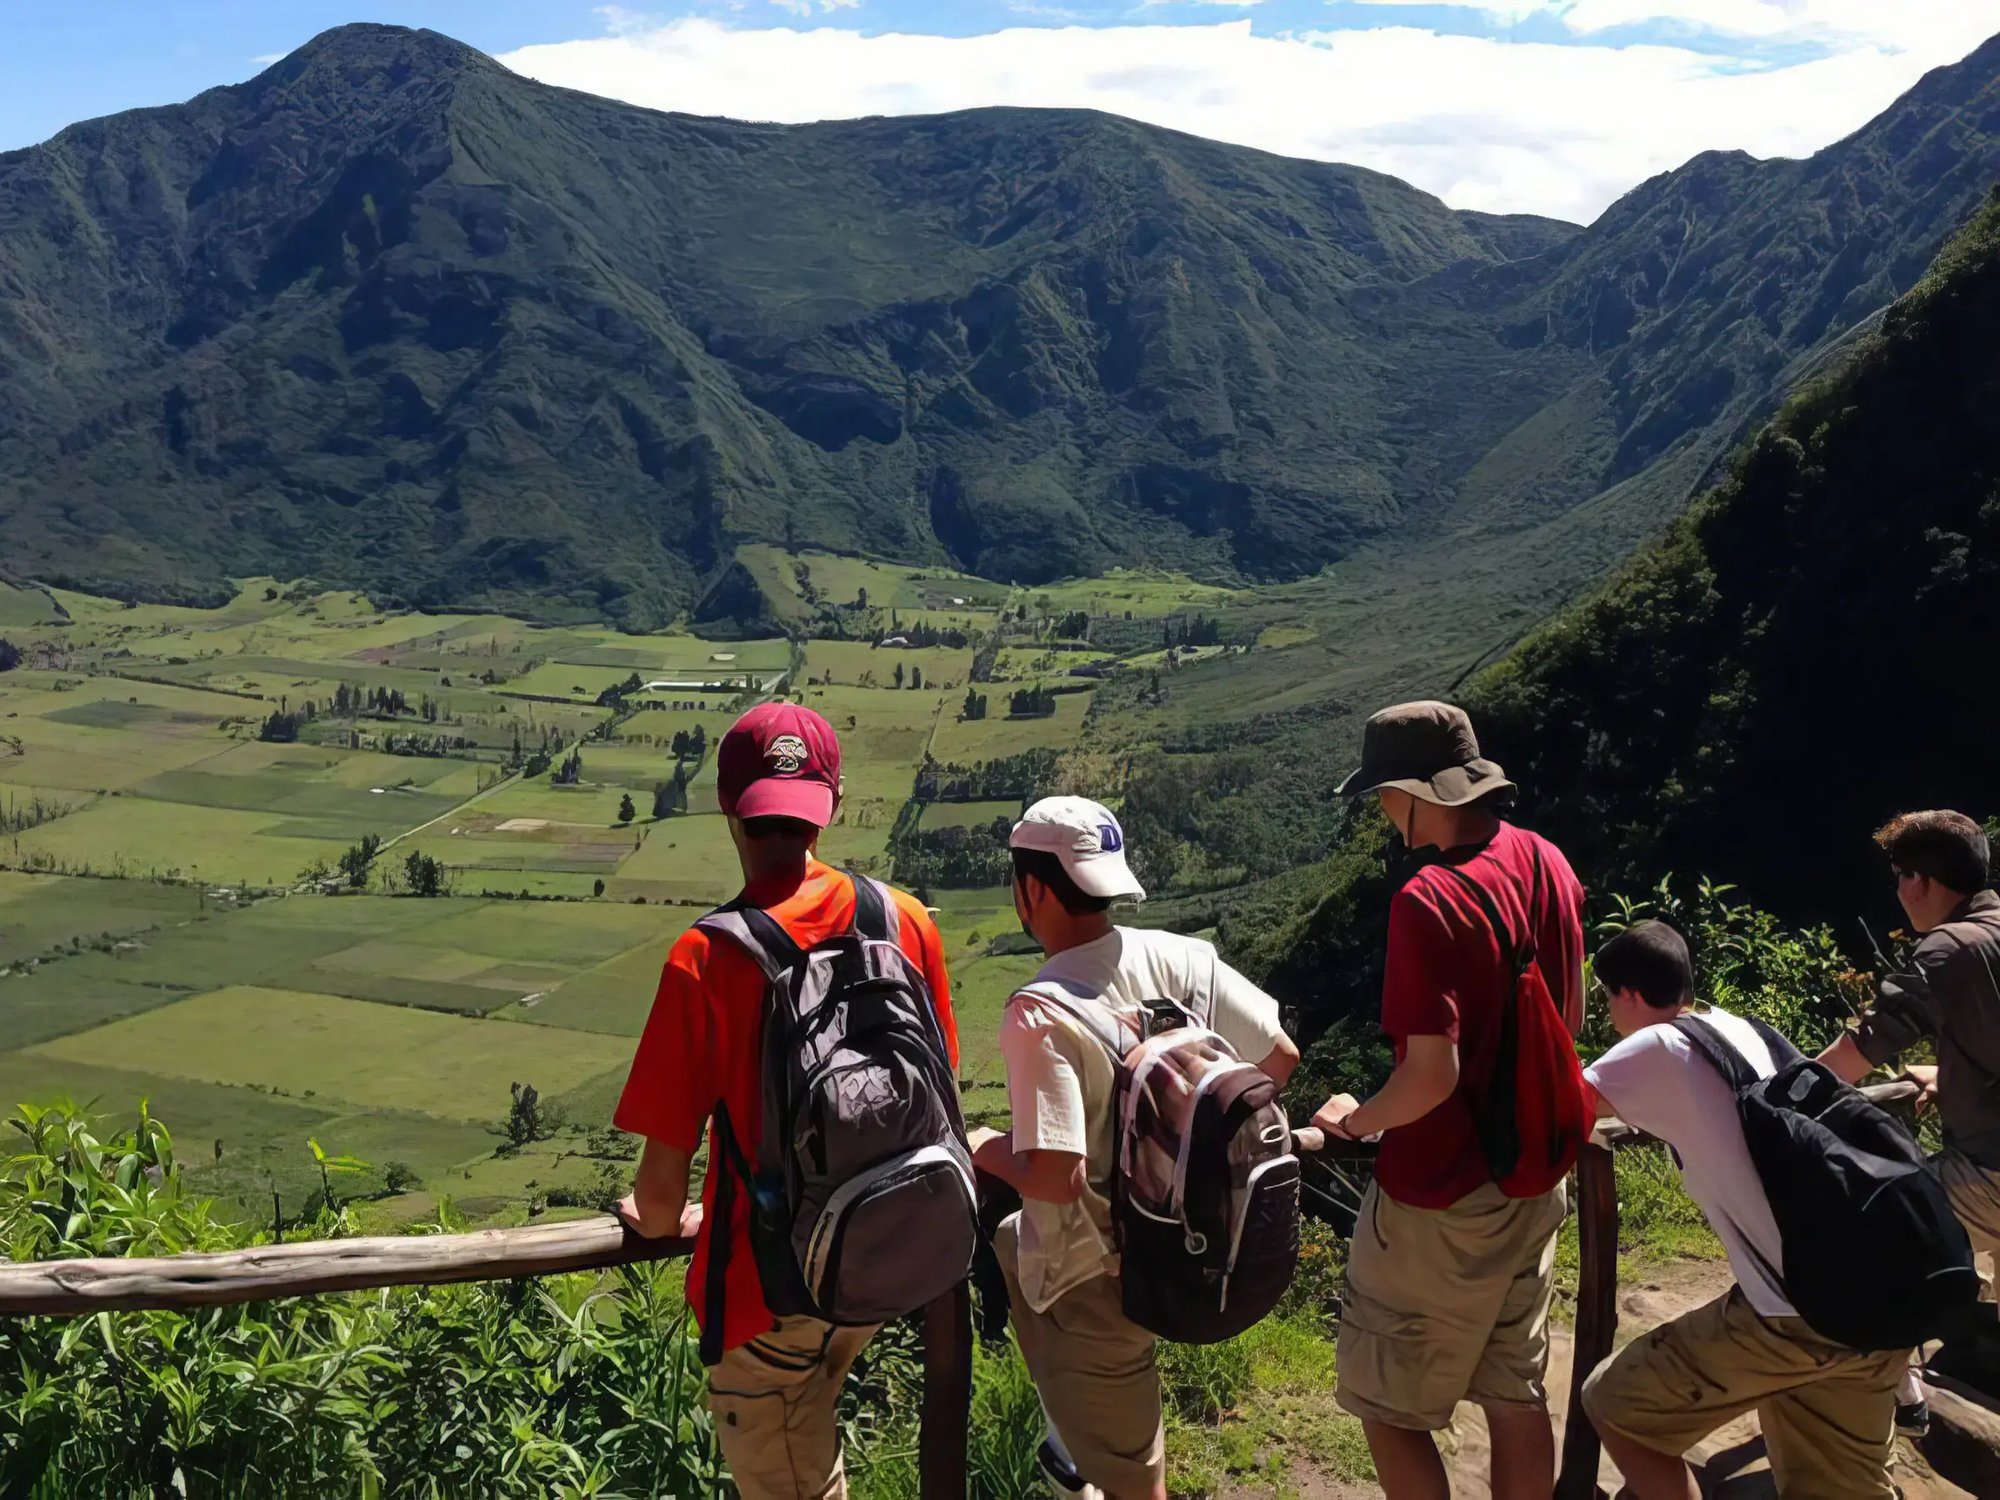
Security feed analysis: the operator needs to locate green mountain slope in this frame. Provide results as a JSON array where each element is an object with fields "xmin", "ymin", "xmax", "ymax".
[
  {"xmin": 1472, "ymin": 186, "xmax": 2000, "ymax": 921},
  {"xmin": 2, "ymin": 25, "xmax": 1996, "ymax": 625},
  {"xmin": 1246, "ymin": 190, "xmax": 2000, "ymax": 1048},
  {"xmin": 0, "ymin": 25, "xmax": 1576, "ymax": 621}
]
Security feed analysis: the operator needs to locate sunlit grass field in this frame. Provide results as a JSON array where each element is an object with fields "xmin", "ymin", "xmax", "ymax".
[{"xmin": 0, "ymin": 556, "xmax": 1183, "ymax": 1228}]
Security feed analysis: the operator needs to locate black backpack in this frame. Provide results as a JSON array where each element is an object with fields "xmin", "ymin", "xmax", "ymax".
[
  {"xmin": 697, "ymin": 874, "xmax": 976, "ymax": 1364},
  {"xmin": 1673, "ymin": 1014, "xmax": 1980, "ymax": 1352},
  {"xmin": 1029, "ymin": 985, "xmax": 1301, "ymax": 1345}
]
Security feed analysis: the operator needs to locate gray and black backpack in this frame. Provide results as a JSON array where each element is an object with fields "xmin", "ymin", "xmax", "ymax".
[{"xmin": 697, "ymin": 874, "xmax": 976, "ymax": 1364}]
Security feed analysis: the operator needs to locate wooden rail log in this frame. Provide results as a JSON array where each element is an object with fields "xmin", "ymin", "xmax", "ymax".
[
  {"xmin": 0, "ymin": 1214, "xmax": 696, "ymax": 1316},
  {"xmin": 0, "ymin": 1212, "xmax": 977, "ymax": 1498}
]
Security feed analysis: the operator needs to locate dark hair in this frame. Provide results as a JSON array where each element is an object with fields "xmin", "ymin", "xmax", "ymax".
[
  {"xmin": 740, "ymin": 815, "xmax": 818, "ymax": 842},
  {"xmin": 1009, "ymin": 848, "xmax": 1112, "ymax": 916},
  {"xmin": 1594, "ymin": 920, "xmax": 1694, "ymax": 1011},
  {"xmin": 1875, "ymin": 810, "xmax": 1990, "ymax": 896}
]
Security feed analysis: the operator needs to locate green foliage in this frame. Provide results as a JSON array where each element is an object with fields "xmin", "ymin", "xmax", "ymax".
[
  {"xmin": 1470, "ymin": 191, "xmax": 2000, "ymax": 926},
  {"xmin": 0, "ymin": 1102, "xmax": 726, "ymax": 1497},
  {"xmin": 891, "ymin": 818, "xmax": 1013, "ymax": 891},
  {"xmin": 502, "ymin": 1082, "xmax": 560, "ymax": 1149},
  {"xmin": 1585, "ymin": 874, "xmax": 1872, "ymax": 1061},
  {"xmin": 306, "ymin": 1136, "xmax": 369, "ymax": 1213},
  {"xmin": 256, "ymin": 707, "xmax": 302, "ymax": 743},
  {"xmin": 0, "ymin": 638, "xmax": 21, "ymax": 672},
  {"xmin": 336, "ymin": 835, "xmax": 380, "ymax": 892},
  {"xmin": 401, "ymin": 850, "xmax": 448, "ymax": 898}
]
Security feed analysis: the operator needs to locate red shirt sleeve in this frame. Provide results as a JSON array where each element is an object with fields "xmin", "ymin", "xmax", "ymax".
[
  {"xmin": 613, "ymin": 930, "xmax": 718, "ymax": 1150},
  {"xmin": 1380, "ymin": 884, "xmax": 1461, "ymax": 1042},
  {"xmin": 893, "ymin": 889, "xmax": 959, "ymax": 1070}
]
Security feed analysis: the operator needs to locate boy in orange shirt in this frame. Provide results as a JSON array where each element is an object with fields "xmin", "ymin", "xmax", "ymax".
[{"xmin": 613, "ymin": 703, "xmax": 958, "ymax": 1500}]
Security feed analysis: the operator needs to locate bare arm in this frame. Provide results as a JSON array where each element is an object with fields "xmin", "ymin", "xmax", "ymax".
[
  {"xmin": 1815, "ymin": 1033, "xmax": 1874, "ymax": 1087},
  {"xmin": 970, "ymin": 1129, "xmax": 1087, "ymax": 1205},
  {"xmin": 1313, "ymin": 1034, "xmax": 1460, "ymax": 1140},
  {"xmin": 1257, "ymin": 1034, "xmax": 1301, "ymax": 1090},
  {"xmin": 617, "ymin": 1137, "xmax": 703, "ymax": 1239}
]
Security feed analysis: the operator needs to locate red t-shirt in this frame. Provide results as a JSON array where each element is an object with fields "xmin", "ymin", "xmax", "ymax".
[
  {"xmin": 613, "ymin": 859, "xmax": 959, "ymax": 1353},
  {"xmin": 1372, "ymin": 821, "xmax": 1585, "ymax": 1209}
]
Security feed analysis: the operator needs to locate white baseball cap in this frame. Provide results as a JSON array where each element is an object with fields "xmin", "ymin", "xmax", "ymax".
[{"xmin": 1009, "ymin": 796, "xmax": 1146, "ymax": 902}]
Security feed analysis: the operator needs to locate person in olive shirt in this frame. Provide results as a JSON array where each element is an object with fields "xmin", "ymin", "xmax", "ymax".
[
  {"xmin": 1818, "ymin": 810, "xmax": 2000, "ymax": 1408},
  {"xmin": 1819, "ymin": 812, "xmax": 2000, "ymax": 1243}
]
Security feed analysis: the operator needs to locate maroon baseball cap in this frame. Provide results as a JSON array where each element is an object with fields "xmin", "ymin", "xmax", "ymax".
[{"xmin": 716, "ymin": 703, "xmax": 842, "ymax": 826}]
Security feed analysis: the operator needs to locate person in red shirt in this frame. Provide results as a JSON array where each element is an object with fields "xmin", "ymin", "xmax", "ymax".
[
  {"xmin": 613, "ymin": 702, "xmax": 958, "ymax": 1500},
  {"xmin": 1311, "ymin": 701, "xmax": 1584, "ymax": 1500}
]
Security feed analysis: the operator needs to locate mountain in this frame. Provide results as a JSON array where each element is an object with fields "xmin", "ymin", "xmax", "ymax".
[
  {"xmin": 1240, "ymin": 189, "xmax": 2000, "ymax": 1053},
  {"xmin": 0, "ymin": 24, "xmax": 1997, "ymax": 625},
  {"xmin": 1471, "ymin": 185, "xmax": 2000, "ymax": 922}
]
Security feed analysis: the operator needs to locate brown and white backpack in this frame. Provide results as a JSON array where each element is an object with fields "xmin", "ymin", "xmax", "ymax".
[{"xmin": 1027, "ymin": 984, "xmax": 1301, "ymax": 1344}]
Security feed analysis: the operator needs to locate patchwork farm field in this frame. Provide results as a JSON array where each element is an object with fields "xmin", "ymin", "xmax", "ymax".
[{"xmin": 0, "ymin": 559, "xmax": 1256, "ymax": 1228}]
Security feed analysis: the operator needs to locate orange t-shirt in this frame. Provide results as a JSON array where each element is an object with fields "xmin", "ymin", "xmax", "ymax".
[{"xmin": 614, "ymin": 859, "xmax": 959, "ymax": 1353}]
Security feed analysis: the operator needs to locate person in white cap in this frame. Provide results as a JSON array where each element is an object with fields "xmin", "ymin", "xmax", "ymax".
[{"xmin": 967, "ymin": 796, "xmax": 1299, "ymax": 1500}]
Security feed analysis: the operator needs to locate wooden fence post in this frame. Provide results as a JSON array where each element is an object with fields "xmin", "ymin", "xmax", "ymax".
[
  {"xmin": 1556, "ymin": 1134, "xmax": 1619, "ymax": 1500},
  {"xmin": 919, "ymin": 1281, "xmax": 972, "ymax": 1500}
]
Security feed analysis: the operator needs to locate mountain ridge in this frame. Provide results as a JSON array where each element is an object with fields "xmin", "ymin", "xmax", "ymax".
[{"xmin": 0, "ymin": 23, "xmax": 1996, "ymax": 624}]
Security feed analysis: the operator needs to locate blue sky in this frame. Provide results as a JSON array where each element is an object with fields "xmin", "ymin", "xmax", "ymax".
[{"xmin": 5, "ymin": 1, "xmax": 1998, "ymax": 221}]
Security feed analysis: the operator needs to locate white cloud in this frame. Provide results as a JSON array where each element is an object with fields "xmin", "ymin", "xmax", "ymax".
[
  {"xmin": 497, "ymin": 13, "xmax": 2000, "ymax": 223},
  {"xmin": 250, "ymin": 52, "xmax": 286, "ymax": 65},
  {"xmin": 1351, "ymin": 0, "xmax": 1998, "ymax": 55},
  {"xmin": 593, "ymin": 5, "xmax": 662, "ymax": 36}
]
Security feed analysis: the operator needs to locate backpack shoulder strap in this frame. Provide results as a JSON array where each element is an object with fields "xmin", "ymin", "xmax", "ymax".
[
  {"xmin": 1670, "ymin": 1015, "xmax": 1763, "ymax": 1092},
  {"xmin": 1745, "ymin": 1015, "xmax": 1807, "ymax": 1070},
  {"xmin": 697, "ymin": 902, "xmax": 803, "ymax": 984},
  {"xmin": 847, "ymin": 872, "xmax": 901, "ymax": 944},
  {"xmin": 1015, "ymin": 981, "xmax": 1130, "ymax": 1062},
  {"xmin": 1433, "ymin": 860, "xmax": 1523, "ymax": 970}
]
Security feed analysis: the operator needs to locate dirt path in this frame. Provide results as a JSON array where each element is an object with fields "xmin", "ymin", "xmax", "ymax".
[{"xmin": 1223, "ymin": 1256, "xmax": 1972, "ymax": 1499}]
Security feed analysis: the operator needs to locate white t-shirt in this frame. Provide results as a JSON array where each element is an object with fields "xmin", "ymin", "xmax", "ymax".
[
  {"xmin": 1000, "ymin": 926, "xmax": 1286, "ymax": 1313},
  {"xmin": 1583, "ymin": 1007, "xmax": 1792, "ymax": 1317}
]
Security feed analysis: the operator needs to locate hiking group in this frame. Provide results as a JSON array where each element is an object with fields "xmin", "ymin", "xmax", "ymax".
[{"xmin": 611, "ymin": 696, "xmax": 2000, "ymax": 1500}]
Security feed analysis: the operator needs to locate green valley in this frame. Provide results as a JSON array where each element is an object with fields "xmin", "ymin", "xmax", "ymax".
[{"xmin": 0, "ymin": 557, "xmax": 1247, "ymax": 1227}]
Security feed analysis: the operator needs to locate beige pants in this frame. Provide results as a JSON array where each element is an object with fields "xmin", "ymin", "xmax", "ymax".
[
  {"xmin": 1335, "ymin": 1179, "xmax": 1568, "ymax": 1431},
  {"xmin": 707, "ymin": 1315, "xmax": 879, "ymax": 1500},
  {"xmin": 1583, "ymin": 1286, "xmax": 1904, "ymax": 1500},
  {"xmin": 1938, "ymin": 1146, "xmax": 2000, "ymax": 1259},
  {"xmin": 994, "ymin": 1212, "xmax": 1166, "ymax": 1498}
]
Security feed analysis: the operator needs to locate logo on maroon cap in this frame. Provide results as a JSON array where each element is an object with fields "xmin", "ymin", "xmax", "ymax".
[{"xmin": 766, "ymin": 734, "xmax": 809, "ymax": 774}]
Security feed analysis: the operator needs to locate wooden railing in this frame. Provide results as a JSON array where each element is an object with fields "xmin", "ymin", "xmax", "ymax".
[
  {"xmin": 0, "ymin": 1081, "xmax": 1917, "ymax": 1500},
  {"xmin": 0, "ymin": 1215, "xmax": 973, "ymax": 1500}
]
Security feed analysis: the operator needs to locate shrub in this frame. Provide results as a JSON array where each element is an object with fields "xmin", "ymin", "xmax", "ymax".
[
  {"xmin": 1587, "ymin": 874, "xmax": 1872, "ymax": 1061},
  {"xmin": 0, "ymin": 1102, "xmax": 726, "ymax": 1497}
]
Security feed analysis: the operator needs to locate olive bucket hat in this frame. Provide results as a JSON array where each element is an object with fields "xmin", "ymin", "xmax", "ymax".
[{"xmin": 1337, "ymin": 700, "xmax": 1516, "ymax": 807}]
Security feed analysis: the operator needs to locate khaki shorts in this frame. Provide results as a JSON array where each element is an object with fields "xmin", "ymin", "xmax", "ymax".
[
  {"xmin": 1335, "ymin": 1178, "xmax": 1567, "ymax": 1432},
  {"xmin": 994, "ymin": 1212, "xmax": 1166, "ymax": 1496},
  {"xmin": 1938, "ymin": 1146, "xmax": 2000, "ymax": 1260},
  {"xmin": 1582, "ymin": 1286, "xmax": 1903, "ymax": 1500},
  {"xmin": 707, "ymin": 1314, "xmax": 879, "ymax": 1500}
]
